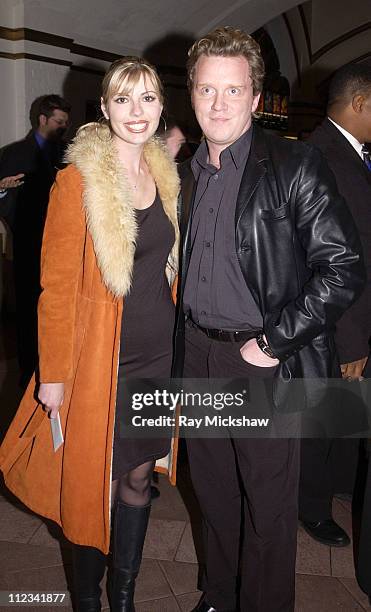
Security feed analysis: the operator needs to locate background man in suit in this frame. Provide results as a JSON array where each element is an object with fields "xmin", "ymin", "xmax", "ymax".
[
  {"xmin": 0, "ymin": 94, "xmax": 71, "ymax": 385},
  {"xmin": 299, "ymin": 63, "xmax": 371, "ymax": 547},
  {"xmin": 156, "ymin": 117, "xmax": 192, "ymax": 161},
  {"xmin": 174, "ymin": 27, "xmax": 365, "ymax": 612}
]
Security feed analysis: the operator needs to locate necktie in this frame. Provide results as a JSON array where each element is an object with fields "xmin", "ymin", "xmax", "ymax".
[{"xmin": 362, "ymin": 145, "xmax": 371, "ymax": 171}]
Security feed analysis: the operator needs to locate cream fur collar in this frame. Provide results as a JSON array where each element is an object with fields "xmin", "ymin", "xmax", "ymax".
[{"xmin": 65, "ymin": 123, "xmax": 179, "ymax": 298}]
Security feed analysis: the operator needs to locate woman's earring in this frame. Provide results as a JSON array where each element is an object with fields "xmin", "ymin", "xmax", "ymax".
[
  {"xmin": 160, "ymin": 115, "xmax": 167, "ymax": 132},
  {"xmin": 96, "ymin": 115, "xmax": 112, "ymax": 141}
]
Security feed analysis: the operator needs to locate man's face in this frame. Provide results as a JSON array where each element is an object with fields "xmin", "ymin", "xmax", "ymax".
[
  {"xmin": 40, "ymin": 109, "xmax": 70, "ymax": 140},
  {"xmin": 191, "ymin": 55, "xmax": 260, "ymax": 150},
  {"xmin": 359, "ymin": 91, "xmax": 371, "ymax": 144}
]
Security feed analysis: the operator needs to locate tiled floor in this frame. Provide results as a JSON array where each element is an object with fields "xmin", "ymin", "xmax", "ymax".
[{"xmin": 0, "ymin": 316, "xmax": 370, "ymax": 611}]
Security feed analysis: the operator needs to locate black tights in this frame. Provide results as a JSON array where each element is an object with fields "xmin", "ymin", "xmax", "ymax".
[{"xmin": 111, "ymin": 460, "xmax": 155, "ymax": 507}]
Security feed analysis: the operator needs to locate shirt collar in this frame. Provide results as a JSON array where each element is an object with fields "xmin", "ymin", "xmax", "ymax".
[
  {"xmin": 227, "ymin": 126, "xmax": 253, "ymax": 168},
  {"xmin": 191, "ymin": 139, "xmax": 209, "ymax": 178},
  {"xmin": 328, "ymin": 117, "xmax": 364, "ymax": 159},
  {"xmin": 191, "ymin": 125, "xmax": 253, "ymax": 178},
  {"xmin": 34, "ymin": 131, "xmax": 48, "ymax": 150}
]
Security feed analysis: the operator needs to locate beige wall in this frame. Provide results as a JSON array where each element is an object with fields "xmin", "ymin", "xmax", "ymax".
[{"xmin": 0, "ymin": 0, "xmax": 370, "ymax": 145}]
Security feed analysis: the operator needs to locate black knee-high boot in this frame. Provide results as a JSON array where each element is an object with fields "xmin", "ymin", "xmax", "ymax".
[
  {"xmin": 108, "ymin": 500, "xmax": 151, "ymax": 612},
  {"xmin": 72, "ymin": 544, "xmax": 107, "ymax": 612}
]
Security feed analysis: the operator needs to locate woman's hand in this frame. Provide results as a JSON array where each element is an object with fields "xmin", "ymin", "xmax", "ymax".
[{"xmin": 38, "ymin": 382, "xmax": 65, "ymax": 418}]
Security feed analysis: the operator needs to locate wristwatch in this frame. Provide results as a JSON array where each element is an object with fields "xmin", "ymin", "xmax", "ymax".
[{"xmin": 256, "ymin": 331, "xmax": 276, "ymax": 359}]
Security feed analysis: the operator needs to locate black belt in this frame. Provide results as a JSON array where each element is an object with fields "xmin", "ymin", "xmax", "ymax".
[{"xmin": 188, "ymin": 319, "xmax": 259, "ymax": 343}]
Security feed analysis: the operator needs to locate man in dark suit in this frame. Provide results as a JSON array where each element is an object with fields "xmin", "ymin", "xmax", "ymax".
[
  {"xmin": 299, "ymin": 63, "xmax": 371, "ymax": 547},
  {"xmin": 174, "ymin": 27, "xmax": 365, "ymax": 612},
  {"xmin": 0, "ymin": 94, "xmax": 71, "ymax": 385}
]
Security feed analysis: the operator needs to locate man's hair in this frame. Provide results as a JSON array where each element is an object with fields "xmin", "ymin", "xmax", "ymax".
[
  {"xmin": 36, "ymin": 94, "xmax": 71, "ymax": 124},
  {"xmin": 328, "ymin": 63, "xmax": 371, "ymax": 109},
  {"xmin": 187, "ymin": 26, "xmax": 265, "ymax": 95}
]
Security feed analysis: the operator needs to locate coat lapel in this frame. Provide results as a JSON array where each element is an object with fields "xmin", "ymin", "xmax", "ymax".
[
  {"xmin": 235, "ymin": 126, "xmax": 268, "ymax": 225},
  {"xmin": 65, "ymin": 123, "xmax": 179, "ymax": 298},
  {"xmin": 179, "ymin": 162, "xmax": 196, "ymax": 233},
  {"xmin": 178, "ymin": 161, "xmax": 197, "ymax": 289},
  {"xmin": 322, "ymin": 118, "xmax": 371, "ymax": 184}
]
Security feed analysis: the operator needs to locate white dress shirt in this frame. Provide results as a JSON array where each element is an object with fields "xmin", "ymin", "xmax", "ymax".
[{"xmin": 328, "ymin": 117, "xmax": 364, "ymax": 158}]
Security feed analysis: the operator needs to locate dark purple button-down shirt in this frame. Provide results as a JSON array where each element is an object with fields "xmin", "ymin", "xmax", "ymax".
[{"xmin": 183, "ymin": 127, "xmax": 263, "ymax": 331}]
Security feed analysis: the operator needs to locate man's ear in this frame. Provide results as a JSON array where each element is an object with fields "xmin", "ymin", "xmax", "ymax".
[
  {"xmin": 190, "ymin": 90, "xmax": 195, "ymax": 110},
  {"xmin": 252, "ymin": 93, "xmax": 261, "ymax": 114},
  {"xmin": 100, "ymin": 97, "xmax": 109, "ymax": 120},
  {"xmin": 352, "ymin": 94, "xmax": 364, "ymax": 114},
  {"xmin": 38, "ymin": 114, "xmax": 47, "ymax": 127}
]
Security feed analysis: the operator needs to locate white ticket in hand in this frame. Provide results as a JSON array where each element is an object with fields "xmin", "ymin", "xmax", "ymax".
[{"xmin": 50, "ymin": 413, "xmax": 64, "ymax": 451}]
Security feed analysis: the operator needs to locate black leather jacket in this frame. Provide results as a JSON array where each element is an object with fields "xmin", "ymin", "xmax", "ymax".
[{"xmin": 173, "ymin": 125, "xmax": 366, "ymax": 387}]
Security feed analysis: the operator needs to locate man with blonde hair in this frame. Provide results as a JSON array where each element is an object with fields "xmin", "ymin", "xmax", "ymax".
[{"xmin": 173, "ymin": 27, "xmax": 365, "ymax": 611}]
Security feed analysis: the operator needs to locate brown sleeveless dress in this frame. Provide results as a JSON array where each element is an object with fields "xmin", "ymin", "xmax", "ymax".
[{"xmin": 112, "ymin": 191, "xmax": 175, "ymax": 479}]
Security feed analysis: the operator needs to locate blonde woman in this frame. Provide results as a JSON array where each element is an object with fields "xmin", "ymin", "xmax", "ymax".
[{"xmin": 0, "ymin": 57, "xmax": 179, "ymax": 611}]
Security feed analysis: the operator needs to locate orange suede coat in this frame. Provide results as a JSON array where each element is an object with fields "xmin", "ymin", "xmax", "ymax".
[{"xmin": 0, "ymin": 124, "xmax": 180, "ymax": 553}]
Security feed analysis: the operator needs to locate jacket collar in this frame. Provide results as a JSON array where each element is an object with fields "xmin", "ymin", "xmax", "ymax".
[
  {"xmin": 180, "ymin": 124, "xmax": 269, "ymax": 230},
  {"xmin": 319, "ymin": 118, "xmax": 371, "ymax": 184},
  {"xmin": 321, "ymin": 118, "xmax": 365, "ymax": 163},
  {"xmin": 65, "ymin": 123, "xmax": 179, "ymax": 298}
]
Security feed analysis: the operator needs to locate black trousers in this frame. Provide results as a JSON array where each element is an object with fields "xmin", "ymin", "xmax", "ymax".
[
  {"xmin": 184, "ymin": 323, "xmax": 300, "ymax": 612},
  {"xmin": 354, "ymin": 359, "xmax": 371, "ymax": 593},
  {"xmin": 357, "ymin": 449, "xmax": 371, "ymax": 594},
  {"xmin": 299, "ymin": 438, "xmax": 360, "ymax": 521},
  {"xmin": 299, "ymin": 358, "xmax": 371, "ymax": 522}
]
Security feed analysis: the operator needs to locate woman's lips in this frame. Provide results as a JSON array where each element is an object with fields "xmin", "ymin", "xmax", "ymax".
[{"xmin": 124, "ymin": 121, "xmax": 149, "ymax": 133}]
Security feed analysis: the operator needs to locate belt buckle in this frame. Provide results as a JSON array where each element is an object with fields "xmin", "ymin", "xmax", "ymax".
[{"xmin": 205, "ymin": 327, "xmax": 213, "ymax": 338}]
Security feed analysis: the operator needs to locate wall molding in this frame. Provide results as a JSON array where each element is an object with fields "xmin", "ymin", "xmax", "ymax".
[
  {"xmin": 312, "ymin": 22, "xmax": 371, "ymax": 63},
  {"xmin": 294, "ymin": 11, "xmax": 371, "ymax": 64},
  {"xmin": 282, "ymin": 13, "xmax": 301, "ymax": 86},
  {"xmin": 0, "ymin": 50, "xmax": 71, "ymax": 66},
  {"xmin": 1, "ymin": 18, "xmax": 370, "ymax": 69},
  {"xmin": 298, "ymin": 5, "xmax": 311, "ymax": 60},
  {"xmin": 0, "ymin": 26, "xmax": 117, "ymax": 61},
  {"xmin": 0, "ymin": 26, "xmax": 188, "ymax": 79}
]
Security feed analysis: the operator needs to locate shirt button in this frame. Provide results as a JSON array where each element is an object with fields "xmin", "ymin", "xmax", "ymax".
[
  {"xmin": 201, "ymin": 276, "xmax": 207, "ymax": 282},
  {"xmin": 214, "ymin": 174, "xmax": 219, "ymax": 180},
  {"xmin": 205, "ymin": 241, "xmax": 211, "ymax": 247},
  {"xmin": 209, "ymin": 207, "xmax": 214, "ymax": 213}
]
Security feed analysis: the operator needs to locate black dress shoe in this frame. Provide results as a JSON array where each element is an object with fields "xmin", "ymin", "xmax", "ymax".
[{"xmin": 301, "ymin": 518, "xmax": 350, "ymax": 547}]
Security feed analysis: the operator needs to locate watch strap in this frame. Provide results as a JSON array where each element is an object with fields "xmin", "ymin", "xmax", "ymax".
[{"xmin": 256, "ymin": 331, "xmax": 276, "ymax": 359}]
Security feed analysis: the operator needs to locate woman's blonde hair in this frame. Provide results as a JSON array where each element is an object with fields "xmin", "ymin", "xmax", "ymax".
[
  {"xmin": 101, "ymin": 56, "xmax": 164, "ymax": 105},
  {"xmin": 187, "ymin": 26, "xmax": 265, "ymax": 95}
]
